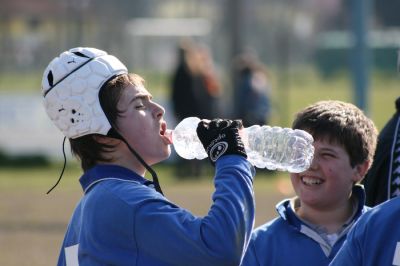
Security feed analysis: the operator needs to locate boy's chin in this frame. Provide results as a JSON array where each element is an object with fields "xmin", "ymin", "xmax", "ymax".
[{"xmin": 156, "ymin": 148, "xmax": 172, "ymax": 163}]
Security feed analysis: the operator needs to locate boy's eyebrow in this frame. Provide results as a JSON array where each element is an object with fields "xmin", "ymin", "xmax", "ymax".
[
  {"xmin": 129, "ymin": 93, "xmax": 152, "ymax": 103},
  {"xmin": 318, "ymin": 146, "xmax": 339, "ymax": 153}
]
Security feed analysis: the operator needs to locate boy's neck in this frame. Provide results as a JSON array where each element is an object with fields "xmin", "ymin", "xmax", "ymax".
[
  {"xmin": 292, "ymin": 195, "xmax": 357, "ymax": 234},
  {"xmin": 100, "ymin": 147, "xmax": 147, "ymax": 177},
  {"xmin": 96, "ymin": 136, "xmax": 148, "ymax": 177}
]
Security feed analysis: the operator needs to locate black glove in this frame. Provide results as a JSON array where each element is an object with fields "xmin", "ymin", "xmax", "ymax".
[{"xmin": 196, "ymin": 118, "xmax": 247, "ymax": 165}]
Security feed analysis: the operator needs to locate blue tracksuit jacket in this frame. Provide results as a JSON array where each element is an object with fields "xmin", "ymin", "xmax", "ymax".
[
  {"xmin": 242, "ymin": 185, "xmax": 368, "ymax": 266},
  {"xmin": 56, "ymin": 155, "xmax": 255, "ymax": 266},
  {"xmin": 330, "ymin": 195, "xmax": 400, "ymax": 266}
]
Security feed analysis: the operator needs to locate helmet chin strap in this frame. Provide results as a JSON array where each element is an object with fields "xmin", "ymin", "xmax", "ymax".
[
  {"xmin": 46, "ymin": 130, "xmax": 164, "ymax": 195},
  {"xmin": 108, "ymin": 128, "xmax": 164, "ymax": 195},
  {"xmin": 46, "ymin": 136, "xmax": 67, "ymax": 194}
]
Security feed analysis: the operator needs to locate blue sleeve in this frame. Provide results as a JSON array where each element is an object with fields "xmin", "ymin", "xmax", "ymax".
[
  {"xmin": 135, "ymin": 155, "xmax": 255, "ymax": 265},
  {"xmin": 241, "ymin": 240, "xmax": 259, "ymax": 266}
]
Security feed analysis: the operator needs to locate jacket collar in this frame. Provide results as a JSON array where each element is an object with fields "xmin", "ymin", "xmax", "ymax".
[
  {"xmin": 276, "ymin": 184, "xmax": 367, "ymax": 230},
  {"xmin": 79, "ymin": 164, "xmax": 153, "ymax": 193}
]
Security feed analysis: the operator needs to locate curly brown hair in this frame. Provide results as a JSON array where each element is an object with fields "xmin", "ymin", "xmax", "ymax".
[{"xmin": 292, "ymin": 100, "xmax": 378, "ymax": 169}]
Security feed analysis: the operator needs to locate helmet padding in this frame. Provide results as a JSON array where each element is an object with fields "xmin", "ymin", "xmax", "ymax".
[{"xmin": 42, "ymin": 47, "xmax": 128, "ymax": 139}]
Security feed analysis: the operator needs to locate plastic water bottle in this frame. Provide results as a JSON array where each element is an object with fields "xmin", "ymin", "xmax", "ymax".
[{"xmin": 169, "ymin": 117, "xmax": 314, "ymax": 173}]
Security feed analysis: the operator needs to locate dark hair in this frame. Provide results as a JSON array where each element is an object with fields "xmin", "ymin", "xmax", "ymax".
[
  {"xmin": 69, "ymin": 73, "xmax": 145, "ymax": 171},
  {"xmin": 292, "ymin": 100, "xmax": 378, "ymax": 168}
]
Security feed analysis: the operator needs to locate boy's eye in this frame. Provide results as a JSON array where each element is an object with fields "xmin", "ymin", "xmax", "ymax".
[
  {"xmin": 135, "ymin": 104, "xmax": 144, "ymax": 109},
  {"xmin": 321, "ymin": 153, "xmax": 334, "ymax": 158}
]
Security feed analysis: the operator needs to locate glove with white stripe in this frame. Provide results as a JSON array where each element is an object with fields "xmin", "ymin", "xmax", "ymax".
[{"xmin": 196, "ymin": 119, "xmax": 247, "ymax": 166}]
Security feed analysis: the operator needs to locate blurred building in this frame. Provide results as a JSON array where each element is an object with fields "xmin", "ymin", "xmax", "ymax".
[
  {"xmin": 0, "ymin": 0, "xmax": 399, "ymax": 157},
  {"xmin": 1, "ymin": 0, "xmax": 398, "ymax": 75}
]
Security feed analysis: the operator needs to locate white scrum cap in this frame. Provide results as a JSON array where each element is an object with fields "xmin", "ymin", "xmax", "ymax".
[{"xmin": 41, "ymin": 47, "xmax": 128, "ymax": 139}]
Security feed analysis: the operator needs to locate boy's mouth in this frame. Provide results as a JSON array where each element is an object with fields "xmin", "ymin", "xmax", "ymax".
[
  {"xmin": 160, "ymin": 122, "xmax": 172, "ymax": 145},
  {"xmin": 301, "ymin": 176, "xmax": 323, "ymax": 186}
]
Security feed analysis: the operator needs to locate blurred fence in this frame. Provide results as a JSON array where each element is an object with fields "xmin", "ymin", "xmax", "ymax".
[{"xmin": 0, "ymin": 93, "xmax": 64, "ymax": 159}]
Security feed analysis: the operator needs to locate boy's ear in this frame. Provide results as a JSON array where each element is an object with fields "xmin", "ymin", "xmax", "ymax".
[{"xmin": 353, "ymin": 160, "xmax": 371, "ymax": 182}]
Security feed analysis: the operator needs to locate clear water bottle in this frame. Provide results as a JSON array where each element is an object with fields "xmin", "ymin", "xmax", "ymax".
[{"xmin": 169, "ymin": 117, "xmax": 314, "ymax": 173}]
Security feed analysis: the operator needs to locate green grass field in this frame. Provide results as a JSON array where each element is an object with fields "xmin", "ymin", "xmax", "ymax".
[{"xmin": 0, "ymin": 68, "xmax": 398, "ymax": 265}]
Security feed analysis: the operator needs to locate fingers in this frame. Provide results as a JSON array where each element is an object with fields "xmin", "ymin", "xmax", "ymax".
[
  {"xmin": 210, "ymin": 119, "xmax": 231, "ymax": 129},
  {"xmin": 231, "ymin": 120, "xmax": 243, "ymax": 129},
  {"xmin": 198, "ymin": 118, "xmax": 243, "ymax": 132},
  {"xmin": 197, "ymin": 120, "xmax": 209, "ymax": 136}
]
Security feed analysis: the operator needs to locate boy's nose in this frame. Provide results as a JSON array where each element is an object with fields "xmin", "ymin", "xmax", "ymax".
[{"xmin": 154, "ymin": 102, "xmax": 165, "ymax": 118}]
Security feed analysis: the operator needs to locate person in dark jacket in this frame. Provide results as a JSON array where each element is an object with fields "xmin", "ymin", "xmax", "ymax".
[
  {"xmin": 170, "ymin": 39, "xmax": 222, "ymax": 177},
  {"xmin": 363, "ymin": 97, "xmax": 400, "ymax": 206}
]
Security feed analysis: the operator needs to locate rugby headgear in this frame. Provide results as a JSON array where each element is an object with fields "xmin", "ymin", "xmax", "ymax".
[{"xmin": 42, "ymin": 47, "xmax": 128, "ymax": 139}]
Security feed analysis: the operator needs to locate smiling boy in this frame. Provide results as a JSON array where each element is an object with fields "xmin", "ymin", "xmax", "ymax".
[{"xmin": 242, "ymin": 100, "xmax": 377, "ymax": 266}]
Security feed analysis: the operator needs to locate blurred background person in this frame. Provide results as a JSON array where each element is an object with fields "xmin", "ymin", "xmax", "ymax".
[
  {"xmin": 170, "ymin": 38, "xmax": 222, "ymax": 177},
  {"xmin": 170, "ymin": 38, "xmax": 200, "ymax": 122},
  {"xmin": 170, "ymin": 38, "xmax": 222, "ymax": 122},
  {"xmin": 195, "ymin": 43, "xmax": 223, "ymax": 118},
  {"xmin": 233, "ymin": 51, "xmax": 271, "ymax": 127}
]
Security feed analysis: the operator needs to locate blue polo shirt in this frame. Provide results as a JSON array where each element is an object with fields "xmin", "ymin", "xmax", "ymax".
[
  {"xmin": 242, "ymin": 185, "xmax": 368, "ymax": 266},
  {"xmin": 56, "ymin": 155, "xmax": 255, "ymax": 265}
]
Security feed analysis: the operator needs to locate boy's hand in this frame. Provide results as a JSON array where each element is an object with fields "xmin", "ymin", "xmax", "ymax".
[{"xmin": 197, "ymin": 119, "xmax": 247, "ymax": 166}]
